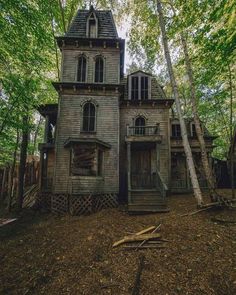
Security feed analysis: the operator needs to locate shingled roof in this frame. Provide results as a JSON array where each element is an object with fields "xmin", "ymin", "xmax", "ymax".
[{"xmin": 65, "ymin": 6, "xmax": 118, "ymax": 39}]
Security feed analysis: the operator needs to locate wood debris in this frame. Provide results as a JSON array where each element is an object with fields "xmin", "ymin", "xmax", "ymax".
[{"xmin": 113, "ymin": 225, "xmax": 167, "ymax": 250}]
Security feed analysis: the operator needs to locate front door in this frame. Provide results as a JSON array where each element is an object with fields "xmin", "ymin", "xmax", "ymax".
[{"xmin": 131, "ymin": 150, "xmax": 153, "ymax": 189}]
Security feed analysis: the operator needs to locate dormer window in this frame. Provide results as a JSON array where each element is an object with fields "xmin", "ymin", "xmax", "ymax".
[
  {"xmin": 129, "ymin": 72, "xmax": 151, "ymax": 100},
  {"xmin": 87, "ymin": 12, "xmax": 98, "ymax": 38},
  {"xmin": 95, "ymin": 56, "xmax": 104, "ymax": 83},
  {"xmin": 77, "ymin": 55, "xmax": 87, "ymax": 82}
]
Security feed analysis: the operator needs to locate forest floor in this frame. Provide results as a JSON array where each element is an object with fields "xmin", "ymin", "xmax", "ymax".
[{"xmin": 0, "ymin": 191, "xmax": 236, "ymax": 295}]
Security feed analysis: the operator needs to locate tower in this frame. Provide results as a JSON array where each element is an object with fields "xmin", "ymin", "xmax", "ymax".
[{"xmin": 51, "ymin": 6, "xmax": 125, "ymax": 210}]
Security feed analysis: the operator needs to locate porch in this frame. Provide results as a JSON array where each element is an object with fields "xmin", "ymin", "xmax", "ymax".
[{"xmin": 125, "ymin": 126, "xmax": 168, "ymax": 212}]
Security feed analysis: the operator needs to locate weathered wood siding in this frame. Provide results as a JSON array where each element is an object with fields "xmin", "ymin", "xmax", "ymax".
[
  {"xmin": 61, "ymin": 46, "xmax": 120, "ymax": 84},
  {"xmin": 53, "ymin": 93, "xmax": 119, "ymax": 194},
  {"xmin": 119, "ymin": 105, "xmax": 171, "ymax": 193}
]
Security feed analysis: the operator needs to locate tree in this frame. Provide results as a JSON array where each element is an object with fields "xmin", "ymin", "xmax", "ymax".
[{"xmin": 156, "ymin": 0, "xmax": 203, "ymax": 205}]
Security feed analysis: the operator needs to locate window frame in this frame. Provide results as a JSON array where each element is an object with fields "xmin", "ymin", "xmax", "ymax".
[
  {"xmin": 94, "ymin": 56, "xmax": 105, "ymax": 83},
  {"xmin": 82, "ymin": 102, "xmax": 96, "ymax": 133},
  {"xmin": 190, "ymin": 123, "xmax": 197, "ymax": 137},
  {"xmin": 128, "ymin": 73, "xmax": 151, "ymax": 100},
  {"xmin": 76, "ymin": 55, "xmax": 87, "ymax": 83},
  {"xmin": 134, "ymin": 116, "xmax": 146, "ymax": 135},
  {"xmin": 171, "ymin": 124, "xmax": 181, "ymax": 137},
  {"xmin": 70, "ymin": 144, "xmax": 104, "ymax": 177}
]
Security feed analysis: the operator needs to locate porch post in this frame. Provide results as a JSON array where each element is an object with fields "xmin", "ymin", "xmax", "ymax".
[
  {"xmin": 44, "ymin": 115, "xmax": 49, "ymax": 143},
  {"xmin": 127, "ymin": 142, "xmax": 131, "ymax": 203},
  {"xmin": 156, "ymin": 142, "xmax": 160, "ymax": 190}
]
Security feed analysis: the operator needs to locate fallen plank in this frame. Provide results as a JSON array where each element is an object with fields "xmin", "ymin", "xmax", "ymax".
[
  {"xmin": 181, "ymin": 206, "xmax": 213, "ymax": 217},
  {"xmin": 124, "ymin": 245, "xmax": 166, "ymax": 249},
  {"xmin": 135, "ymin": 226, "xmax": 156, "ymax": 236},
  {"xmin": 0, "ymin": 218, "xmax": 17, "ymax": 227},
  {"xmin": 211, "ymin": 217, "xmax": 236, "ymax": 224},
  {"xmin": 135, "ymin": 224, "xmax": 161, "ymax": 251},
  {"xmin": 113, "ymin": 233, "xmax": 161, "ymax": 248}
]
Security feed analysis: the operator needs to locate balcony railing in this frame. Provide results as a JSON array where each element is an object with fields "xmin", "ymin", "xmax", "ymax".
[{"xmin": 127, "ymin": 125, "xmax": 160, "ymax": 136}]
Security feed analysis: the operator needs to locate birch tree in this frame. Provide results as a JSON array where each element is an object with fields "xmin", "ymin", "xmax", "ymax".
[{"xmin": 156, "ymin": 0, "xmax": 203, "ymax": 206}]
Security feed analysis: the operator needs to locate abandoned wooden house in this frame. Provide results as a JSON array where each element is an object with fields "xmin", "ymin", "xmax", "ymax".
[{"xmin": 38, "ymin": 6, "xmax": 216, "ymax": 214}]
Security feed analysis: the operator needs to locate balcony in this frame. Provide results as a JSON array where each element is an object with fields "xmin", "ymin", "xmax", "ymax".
[{"xmin": 125, "ymin": 125, "xmax": 162, "ymax": 143}]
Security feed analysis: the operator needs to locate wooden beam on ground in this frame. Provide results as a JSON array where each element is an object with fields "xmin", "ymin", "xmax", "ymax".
[{"xmin": 113, "ymin": 233, "xmax": 161, "ymax": 248}]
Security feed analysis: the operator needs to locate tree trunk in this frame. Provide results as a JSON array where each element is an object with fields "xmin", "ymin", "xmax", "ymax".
[
  {"xmin": 228, "ymin": 64, "xmax": 235, "ymax": 199},
  {"xmin": 32, "ymin": 116, "xmax": 42, "ymax": 155},
  {"xmin": 17, "ymin": 116, "xmax": 29, "ymax": 210},
  {"xmin": 156, "ymin": 0, "xmax": 203, "ymax": 206},
  {"xmin": 180, "ymin": 33, "xmax": 215, "ymax": 192},
  {"xmin": 7, "ymin": 128, "xmax": 20, "ymax": 211},
  {"xmin": 0, "ymin": 167, "xmax": 7, "ymax": 203}
]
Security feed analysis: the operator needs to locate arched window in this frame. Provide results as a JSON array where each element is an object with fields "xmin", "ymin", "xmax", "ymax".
[
  {"xmin": 83, "ymin": 103, "xmax": 96, "ymax": 132},
  {"xmin": 95, "ymin": 57, "xmax": 104, "ymax": 83},
  {"xmin": 77, "ymin": 56, "xmax": 87, "ymax": 82},
  {"xmin": 135, "ymin": 117, "xmax": 145, "ymax": 135}
]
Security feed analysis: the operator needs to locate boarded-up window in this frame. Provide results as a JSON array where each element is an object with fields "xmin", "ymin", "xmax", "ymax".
[
  {"xmin": 71, "ymin": 144, "xmax": 103, "ymax": 176},
  {"xmin": 172, "ymin": 124, "xmax": 181, "ymax": 137},
  {"xmin": 135, "ymin": 117, "xmax": 145, "ymax": 135},
  {"xmin": 83, "ymin": 102, "xmax": 95, "ymax": 132},
  {"xmin": 77, "ymin": 56, "xmax": 86, "ymax": 82},
  {"xmin": 95, "ymin": 57, "xmax": 104, "ymax": 83}
]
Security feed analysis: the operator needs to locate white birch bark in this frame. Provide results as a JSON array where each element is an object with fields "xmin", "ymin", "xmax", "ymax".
[
  {"xmin": 180, "ymin": 33, "xmax": 215, "ymax": 191},
  {"xmin": 156, "ymin": 0, "xmax": 203, "ymax": 206}
]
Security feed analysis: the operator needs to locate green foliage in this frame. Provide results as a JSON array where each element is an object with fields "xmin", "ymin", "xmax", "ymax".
[{"xmin": 119, "ymin": 0, "xmax": 236, "ymax": 160}]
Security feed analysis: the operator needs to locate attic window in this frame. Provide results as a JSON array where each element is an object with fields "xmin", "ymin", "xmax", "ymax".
[
  {"xmin": 129, "ymin": 74, "xmax": 150, "ymax": 100},
  {"xmin": 87, "ymin": 13, "xmax": 97, "ymax": 38}
]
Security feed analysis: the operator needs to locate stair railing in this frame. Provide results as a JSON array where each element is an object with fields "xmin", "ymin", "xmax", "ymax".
[{"xmin": 156, "ymin": 170, "xmax": 168, "ymax": 199}]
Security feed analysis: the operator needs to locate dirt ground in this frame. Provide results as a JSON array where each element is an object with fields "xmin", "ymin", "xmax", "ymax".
[{"xmin": 0, "ymin": 192, "xmax": 236, "ymax": 295}]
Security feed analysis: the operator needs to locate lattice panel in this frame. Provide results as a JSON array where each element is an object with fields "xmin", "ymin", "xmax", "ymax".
[
  {"xmin": 69, "ymin": 195, "xmax": 94, "ymax": 215},
  {"xmin": 51, "ymin": 194, "xmax": 68, "ymax": 214},
  {"xmin": 95, "ymin": 194, "xmax": 118, "ymax": 211},
  {"xmin": 39, "ymin": 193, "xmax": 52, "ymax": 209}
]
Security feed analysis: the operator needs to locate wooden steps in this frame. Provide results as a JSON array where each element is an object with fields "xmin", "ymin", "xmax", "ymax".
[{"xmin": 128, "ymin": 190, "xmax": 168, "ymax": 213}]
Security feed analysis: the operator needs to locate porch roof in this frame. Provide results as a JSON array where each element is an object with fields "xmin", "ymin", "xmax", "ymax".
[{"xmin": 64, "ymin": 137, "xmax": 111, "ymax": 149}]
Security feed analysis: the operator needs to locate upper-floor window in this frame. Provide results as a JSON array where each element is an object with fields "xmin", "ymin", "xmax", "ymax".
[
  {"xmin": 129, "ymin": 74, "xmax": 151, "ymax": 100},
  {"xmin": 77, "ymin": 56, "xmax": 87, "ymax": 82},
  {"xmin": 87, "ymin": 12, "xmax": 98, "ymax": 38},
  {"xmin": 82, "ymin": 102, "xmax": 96, "ymax": 132},
  {"xmin": 135, "ymin": 116, "xmax": 145, "ymax": 135},
  {"xmin": 172, "ymin": 124, "xmax": 181, "ymax": 137},
  {"xmin": 95, "ymin": 57, "xmax": 104, "ymax": 83}
]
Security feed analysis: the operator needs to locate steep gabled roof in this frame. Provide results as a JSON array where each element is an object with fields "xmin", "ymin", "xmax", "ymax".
[{"xmin": 65, "ymin": 6, "xmax": 118, "ymax": 39}]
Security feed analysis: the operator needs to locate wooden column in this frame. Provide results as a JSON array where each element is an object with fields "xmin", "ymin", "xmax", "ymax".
[
  {"xmin": 44, "ymin": 115, "xmax": 50, "ymax": 143},
  {"xmin": 127, "ymin": 142, "xmax": 131, "ymax": 204},
  {"xmin": 156, "ymin": 142, "xmax": 160, "ymax": 190}
]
